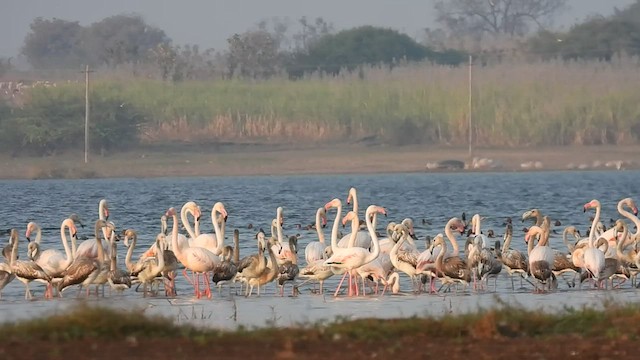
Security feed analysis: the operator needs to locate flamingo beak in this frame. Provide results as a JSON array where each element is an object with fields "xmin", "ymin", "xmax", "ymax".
[{"xmin": 634, "ymin": 207, "xmax": 638, "ymax": 216}]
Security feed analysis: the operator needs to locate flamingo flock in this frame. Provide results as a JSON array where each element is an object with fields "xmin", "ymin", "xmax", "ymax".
[{"xmin": 1, "ymin": 189, "xmax": 640, "ymax": 301}]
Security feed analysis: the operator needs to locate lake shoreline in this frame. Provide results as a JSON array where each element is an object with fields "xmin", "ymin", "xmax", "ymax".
[{"xmin": 1, "ymin": 143, "xmax": 638, "ymax": 180}]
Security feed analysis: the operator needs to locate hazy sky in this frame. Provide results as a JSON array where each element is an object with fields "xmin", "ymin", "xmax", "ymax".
[{"xmin": 1, "ymin": 0, "xmax": 635, "ymax": 58}]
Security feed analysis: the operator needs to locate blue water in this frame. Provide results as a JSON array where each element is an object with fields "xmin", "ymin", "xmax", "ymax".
[{"xmin": 0, "ymin": 170, "xmax": 638, "ymax": 328}]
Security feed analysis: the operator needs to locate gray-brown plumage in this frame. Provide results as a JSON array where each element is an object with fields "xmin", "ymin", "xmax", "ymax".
[
  {"xmin": 107, "ymin": 236, "xmax": 131, "ymax": 292},
  {"xmin": 433, "ymin": 233, "xmax": 471, "ymax": 288},
  {"xmin": 56, "ymin": 220, "xmax": 107, "ymax": 296},
  {"xmin": 236, "ymin": 229, "xmax": 266, "ymax": 285},
  {"xmin": 9, "ymin": 229, "xmax": 51, "ymax": 299},
  {"xmin": 277, "ymin": 235, "xmax": 300, "ymax": 296},
  {"xmin": 212, "ymin": 245, "xmax": 238, "ymax": 285},
  {"xmin": 496, "ymin": 223, "xmax": 528, "ymax": 290},
  {"xmin": 0, "ymin": 234, "xmax": 16, "ymax": 297}
]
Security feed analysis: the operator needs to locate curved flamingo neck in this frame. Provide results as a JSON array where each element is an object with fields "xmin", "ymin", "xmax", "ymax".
[
  {"xmin": 588, "ymin": 202, "xmax": 601, "ymax": 247},
  {"xmin": 94, "ymin": 224, "xmax": 105, "ymax": 266},
  {"xmin": 212, "ymin": 206, "xmax": 225, "ymax": 254},
  {"xmin": 347, "ymin": 214, "xmax": 359, "ymax": 248},
  {"xmin": 315, "ymin": 209, "xmax": 326, "ymax": 245},
  {"xmin": 154, "ymin": 237, "xmax": 165, "ymax": 273},
  {"xmin": 180, "ymin": 204, "xmax": 197, "ymax": 239},
  {"xmin": 618, "ymin": 200, "xmax": 640, "ymax": 242},
  {"xmin": 170, "ymin": 212, "xmax": 186, "ymax": 263},
  {"xmin": 616, "ymin": 222, "xmax": 629, "ymax": 257},
  {"xmin": 329, "ymin": 202, "xmax": 343, "ymax": 252},
  {"xmin": 390, "ymin": 228, "xmax": 407, "ymax": 259},
  {"xmin": 10, "ymin": 231, "xmax": 18, "ymax": 266},
  {"xmin": 349, "ymin": 188, "xmax": 358, "ymax": 216},
  {"xmin": 473, "ymin": 215, "xmax": 482, "ymax": 236},
  {"xmin": 502, "ymin": 230, "xmax": 512, "ymax": 255},
  {"xmin": 32, "ymin": 223, "xmax": 42, "ymax": 245},
  {"xmin": 364, "ymin": 208, "xmax": 380, "ymax": 264},
  {"xmin": 124, "ymin": 233, "xmax": 137, "ymax": 272},
  {"xmin": 444, "ymin": 220, "xmax": 460, "ymax": 257},
  {"xmin": 59, "ymin": 221, "xmax": 73, "ymax": 266}
]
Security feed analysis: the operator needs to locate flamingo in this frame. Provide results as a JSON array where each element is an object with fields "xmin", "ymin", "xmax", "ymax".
[
  {"xmin": 304, "ymin": 207, "xmax": 328, "ymax": 264},
  {"xmin": 582, "ymin": 199, "xmax": 607, "ymax": 289},
  {"xmin": 56, "ymin": 220, "xmax": 108, "ymax": 296},
  {"xmin": 246, "ymin": 231, "xmax": 280, "ymax": 297},
  {"xmin": 75, "ymin": 199, "xmax": 111, "ymax": 259},
  {"xmin": 470, "ymin": 214, "xmax": 489, "ymax": 248},
  {"xmin": 277, "ymin": 235, "xmax": 300, "ymax": 296},
  {"xmin": 324, "ymin": 205, "xmax": 386, "ymax": 297},
  {"xmin": 337, "ymin": 187, "xmax": 372, "ymax": 249},
  {"xmin": 236, "ymin": 230, "xmax": 267, "ymax": 296},
  {"xmin": 136, "ymin": 234, "xmax": 166, "ymax": 297},
  {"xmin": 0, "ymin": 234, "xmax": 17, "ymax": 297},
  {"xmin": 389, "ymin": 223, "xmax": 421, "ymax": 293},
  {"xmin": 298, "ymin": 246, "xmax": 335, "ymax": 295},
  {"xmin": 26, "ymin": 218, "xmax": 78, "ymax": 298},
  {"xmin": 191, "ymin": 202, "xmax": 228, "ymax": 255},
  {"xmin": 106, "ymin": 234, "xmax": 131, "ymax": 293},
  {"xmin": 525, "ymin": 225, "xmax": 556, "ymax": 292},
  {"xmin": 8, "ymin": 229, "xmax": 51, "ymax": 299},
  {"xmin": 432, "ymin": 218, "xmax": 471, "ymax": 292},
  {"xmin": 167, "ymin": 206, "xmax": 221, "ymax": 299},
  {"xmin": 496, "ymin": 223, "xmax": 529, "ymax": 290}
]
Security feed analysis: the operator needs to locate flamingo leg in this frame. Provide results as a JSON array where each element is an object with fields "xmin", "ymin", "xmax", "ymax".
[
  {"xmin": 334, "ymin": 271, "xmax": 349, "ymax": 297},
  {"xmin": 204, "ymin": 274, "xmax": 212, "ymax": 299}
]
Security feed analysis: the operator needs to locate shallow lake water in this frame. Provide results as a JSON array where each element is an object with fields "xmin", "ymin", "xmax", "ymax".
[{"xmin": 0, "ymin": 170, "xmax": 639, "ymax": 329}]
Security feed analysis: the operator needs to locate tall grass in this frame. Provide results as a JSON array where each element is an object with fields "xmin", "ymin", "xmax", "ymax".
[{"xmin": 29, "ymin": 58, "xmax": 640, "ymax": 146}]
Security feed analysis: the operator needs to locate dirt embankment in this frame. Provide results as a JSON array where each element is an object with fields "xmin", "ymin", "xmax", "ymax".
[{"xmin": 1, "ymin": 144, "xmax": 638, "ymax": 180}]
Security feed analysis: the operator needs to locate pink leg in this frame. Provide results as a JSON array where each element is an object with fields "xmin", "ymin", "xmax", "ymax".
[
  {"xmin": 334, "ymin": 272, "xmax": 349, "ymax": 297},
  {"xmin": 204, "ymin": 274, "xmax": 212, "ymax": 299},
  {"xmin": 183, "ymin": 269, "xmax": 194, "ymax": 287}
]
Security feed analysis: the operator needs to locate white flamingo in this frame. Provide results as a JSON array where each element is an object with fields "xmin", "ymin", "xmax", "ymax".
[
  {"xmin": 167, "ymin": 206, "xmax": 221, "ymax": 299},
  {"xmin": 582, "ymin": 199, "xmax": 607, "ymax": 288},
  {"xmin": 304, "ymin": 207, "xmax": 328, "ymax": 264},
  {"xmin": 26, "ymin": 218, "xmax": 78, "ymax": 298},
  {"xmin": 324, "ymin": 205, "xmax": 386, "ymax": 297}
]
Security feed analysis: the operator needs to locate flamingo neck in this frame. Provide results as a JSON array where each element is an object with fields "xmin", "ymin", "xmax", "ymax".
[
  {"xmin": 212, "ymin": 207, "xmax": 224, "ymax": 254},
  {"xmin": 170, "ymin": 212, "xmax": 185, "ymax": 262},
  {"xmin": 181, "ymin": 205, "xmax": 197, "ymax": 239},
  {"xmin": 588, "ymin": 203, "xmax": 601, "ymax": 247},
  {"xmin": 330, "ymin": 202, "xmax": 342, "ymax": 252},
  {"xmin": 315, "ymin": 209, "xmax": 325, "ymax": 245},
  {"xmin": 59, "ymin": 221, "xmax": 73, "ymax": 267},
  {"xmin": 619, "ymin": 200, "xmax": 640, "ymax": 244},
  {"xmin": 233, "ymin": 231, "xmax": 240, "ymax": 264},
  {"xmin": 444, "ymin": 220, "xmax": 460, "ymax": 257},
  {"xmin": 347, "ymin": 214, "xmax": 359, "ymax": 248},
  {"xmin": 364, "ymin": 209, "xmax": 380, "ymax": 264},
  {"xmin": 125, "ymin": 234, "xmax": 136, "ymax": 272}
]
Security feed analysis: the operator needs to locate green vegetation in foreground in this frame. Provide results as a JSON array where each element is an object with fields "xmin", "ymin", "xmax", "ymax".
[{"xmin": 1, "ymin": 301, "xmax": 639, "ymax": 342}]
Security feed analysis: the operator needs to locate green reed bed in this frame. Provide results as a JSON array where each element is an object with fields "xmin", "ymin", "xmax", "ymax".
[{"xmin": 12, "ymin": 59, "xmax": 640, "ymax": 147}]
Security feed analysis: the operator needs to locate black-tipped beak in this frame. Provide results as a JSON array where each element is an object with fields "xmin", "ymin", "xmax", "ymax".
[
  {"xmin": 26, "ymin": 237, "xmax": 31, "ymax": 242},
  {"xmin": 224, "ymin": 215, "xmax": 228, "ymax": 222},
  {"xmin": 72, "ymin": 232, "xmax": 77, "ymax": 238},
  {"xmin": 411, "ymin": 233, "xmax": 417, "ymax": 240},
  {"xmin": 583, "ymin": 207, "xmax": 587, "ymax": 213}
]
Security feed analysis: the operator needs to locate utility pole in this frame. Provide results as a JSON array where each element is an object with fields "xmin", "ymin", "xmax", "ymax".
[
  {"xmin": 468, "ymin": 55, "xmax": 473, "ymax": 159},
  {"xmin": 82, "ymin": 65, "xmax": 94, "ymax": 164}
]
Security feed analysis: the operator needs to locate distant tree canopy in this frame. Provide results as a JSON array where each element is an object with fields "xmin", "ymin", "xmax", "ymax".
[
  {"xmin": 434, "ymin": 0, "xmax": 567, "ymax": 39},
  {"xmin": 21, "ymin": 14, "xmax": 169, "ymax": 69},
  {"xmin": 525, "ymin": 1, "xmax": 640, "ymax": 60},
  {"xmin": 286, "ymin": 26, "xmax": 465, "ymax": 77}
]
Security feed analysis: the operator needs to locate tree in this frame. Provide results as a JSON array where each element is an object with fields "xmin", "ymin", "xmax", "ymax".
[
  {"xmin": 21, "ymin": 17, "xmax": 85, "ymax": 69},
  {"xmin": 226, "ymin": 31, "xmax": 280, "ymax": 78},
  {"xmin": 84, "ymin": 14, "xmax": 169, "ymax": 67},
  {"xmin": 434, "ymin": 0, "xmax": 568, "ymax": 38},
  {"xmin": 288, "ymin": 26, "xmax": 430, "ymax": 76}
]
